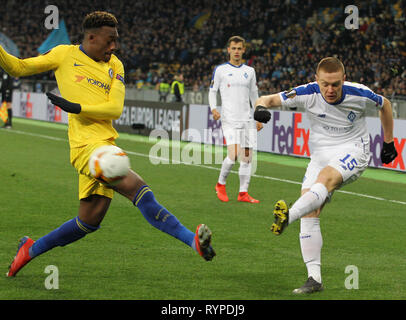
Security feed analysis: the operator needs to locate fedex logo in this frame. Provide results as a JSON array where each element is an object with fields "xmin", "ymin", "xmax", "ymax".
[
  {"xmin": 272, "ymin": 111, "xmax": 310, "ymax": 157},
  {"xmin": 269, "ymin": 111, "xmax": 405, "ymax": 171},
  {"xmin": 383, "ymin": 138, "xmax": 405, "ymax": 170}
]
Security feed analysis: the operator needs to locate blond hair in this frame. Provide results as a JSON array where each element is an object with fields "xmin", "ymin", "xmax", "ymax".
[{"xmin": 316, "ymin": 57, "xmax": 345, "ymax": 75}]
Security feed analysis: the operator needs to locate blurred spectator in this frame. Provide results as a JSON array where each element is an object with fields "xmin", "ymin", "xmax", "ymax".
[
  {"xmin": 158, "ymin": 76, "xmax": 170, "ymax": 102},
  {"xmin": 1, "ymin": 70, "xmax": 16, "ymax": 128},
  {"xmin": 171, "ymin": 74, "xmax": 184, "ymax": 102}
]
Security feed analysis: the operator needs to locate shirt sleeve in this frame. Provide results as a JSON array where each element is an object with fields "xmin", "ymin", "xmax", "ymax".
[
  {"xmin": 208, "ymin": 65, "xmax": 221, "ymax": 110},
  {"xmin": 249, "ymin": 70, "xmax": 259, "ymax": 107},
  {"xmin": 208, "ymin": 90, "xmax": 217, "ymax": 111},
  {"xmin": 279, "ymin": 83, "xmax": 314, "ymax": 110},
  {"xmin": 358, "ymin": 84, "xmax": 384, "ymax": 110},
  {"xmin": 209, "ymin": 65, "xmax": 221, "ymax": 92},
  {"xmin": 0, "ymin": 45, "xmax": 69, "ymax": 77},
  {"xmin": 80, "ymin": 59, "xmax": 125, "ymax": 120}
]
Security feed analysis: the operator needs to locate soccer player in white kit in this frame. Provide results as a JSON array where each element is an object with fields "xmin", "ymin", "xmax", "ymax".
[
  {"xmin": 209, "ymin": 36, "xmax": 263, "ymax": 203},
  {"xmin": 254, "ymin": 57, "xmax": 398, "ymax": 293}
]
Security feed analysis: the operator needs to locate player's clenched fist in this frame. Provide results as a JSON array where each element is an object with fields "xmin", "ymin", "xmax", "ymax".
[
  {"xmin": 254, "ymin": 105, "xmax": 271, "ymax": 123},
  {"xmin": 380, "ymin": 141, "xmax": 398, "ymax": 164},
  {"xmin": 211, "ymin": 109, "xmax": 221, "ymax": 120}
]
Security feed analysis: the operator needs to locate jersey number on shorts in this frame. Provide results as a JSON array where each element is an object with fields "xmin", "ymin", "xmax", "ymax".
[{"xmin": 339, "ymin": 154, "xmax": 358, "ymax": 171}]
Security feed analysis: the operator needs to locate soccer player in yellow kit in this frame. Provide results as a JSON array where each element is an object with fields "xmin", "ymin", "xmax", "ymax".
[{"xmin": 4, "ymin": 11, "xmax": 215, "ymax": 277}]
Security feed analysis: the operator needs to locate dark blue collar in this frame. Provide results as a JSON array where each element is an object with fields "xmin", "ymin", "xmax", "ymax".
[
  {"xmin": 227, "ymin": 62, "xmax": 244, "ymax": 68},
  {"xmin": 79, "ymin": 44, "xmax": 88, "ymax": 56},
  {"xmin": 79, "ymin": 44, "xmax": 102, "ymax": 62}
]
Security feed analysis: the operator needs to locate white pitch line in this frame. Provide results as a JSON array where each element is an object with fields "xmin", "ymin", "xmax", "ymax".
[
  {"xmin": 4, "ymin": 129, "xmax": 67, "ymax": 141},
  {"xmin": 124, "ymin": 151, "xmax": 406, "ymax": 205},
  {"xmin": 2, "ymin": 128, "xmax": 405, "ymax": 205}
]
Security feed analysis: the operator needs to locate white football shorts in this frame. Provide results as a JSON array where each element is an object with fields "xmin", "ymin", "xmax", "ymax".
[
  {"xmin": 302, "ymin": 142, "xmax": 371, "ymax": 192},
  {"xmin": 221, "ymin": 120, "xmax": 257, "ymax": 149}
]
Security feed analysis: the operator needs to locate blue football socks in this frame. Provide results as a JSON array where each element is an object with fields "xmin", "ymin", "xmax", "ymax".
[
  {"xmin": 132, "ymin": 185, "xmax": 195, "ymax": 247},
  {"xmin": 29, "ymin": 186, "xmax": 196, "ymax": 259},
  {"xmin": 29, "ymin": 217, "xmax": 99, "ymax": 258}
]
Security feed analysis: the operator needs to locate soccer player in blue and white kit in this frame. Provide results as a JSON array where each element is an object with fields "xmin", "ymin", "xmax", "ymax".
[
  {"xmin": 254, "ymin": 57, "xmax": 398, "ymax": 293},
  {"xmin": 209, "ymin": 36, "xmax": 262, "ymax": 203}
]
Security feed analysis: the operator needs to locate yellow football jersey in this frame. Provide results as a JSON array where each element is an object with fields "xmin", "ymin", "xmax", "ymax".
[{"xmin": 0, "ymin": 44, "xmax": 125, "ymax": 148}]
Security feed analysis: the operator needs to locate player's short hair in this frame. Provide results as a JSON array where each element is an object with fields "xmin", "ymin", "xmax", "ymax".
[
  {"xmin": 316, "ymin": 57, "xmax": 345, "ymax": 75},
  {"xmin": 227, "ymin": 36, "xmax": 245, "ymax": 47},
  {"xmin": 82, "ymin": 11, "xmax": 118, "ymax": 32}
]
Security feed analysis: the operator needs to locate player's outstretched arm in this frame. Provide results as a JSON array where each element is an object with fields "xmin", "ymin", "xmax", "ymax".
[
  {"xmin": 46, "ymin": 62, "xmax": 125, "ymax": 120},
  {"xmin": 81, "ymin": 59, "xmax": 125, "ymax": 119},
  {"xmin": 80, "ymin": 74, "xmax": 125, "ymax": 119},
  {"xmin": 47, "ymin": 87, "xmax": 124, "ymax": 120},
  {"xmin": 255, "ymin": 93, "xmax": 282, "ymax": 109},
  {"xmin": 0, "ymin": 45, "xmax": 66, "ymax": 77},
  {"xmin": 380, "ymin": 97, "xmax": 398, "ymax": 164},
  {"xmin": 253, "ymin": 94, "xmax": 281, "ymax": 123},
  {"xmin": 380, "ymin": 97, "xmax": 394, "ymax": 143},
  {"xmin": 47, "ymin": 57, "xmax": 125, "ymax": 120},
  {"xmin": 46, "ymin": 93, "xmax": 81, "ymax": 114}
]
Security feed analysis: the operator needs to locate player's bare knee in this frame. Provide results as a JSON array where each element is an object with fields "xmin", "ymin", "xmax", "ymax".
[
  {"xmin": 317, "ymin": 167, "xmax": 343, "ymax": 192},
  {"xmin": 303, "ymin": 209, "xmax": 321, "ymax": 218},
  {"xmin": 227, "ymin": 144, "xmax": 240, "ymax": 162},
  {"xmin": 239, "ymin": 155, "xmax": 250, "ymax": 163},
  {"xmin": 114, "ymin": 170, "xmax": 147, "ymax": 200},
  {"xmin": 240, "ymin": 149, "xmax": 252, "ymax": 163},
  {"xmin": 244, "ymin": 148, "xmax": 251, "ymax": 158},
  {"xmin": 227, "ymin": 151, "xmax": 238, "ymax": 162}
]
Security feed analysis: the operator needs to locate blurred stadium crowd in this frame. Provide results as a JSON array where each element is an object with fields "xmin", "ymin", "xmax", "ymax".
[{"xmin": 0, "ymin": 0, "xmax": 405, "ymax": 96}]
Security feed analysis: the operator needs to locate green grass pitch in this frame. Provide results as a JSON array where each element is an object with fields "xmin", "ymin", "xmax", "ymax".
[{"xmin": 0, "ymin": 118, "xmax": 405, "ymax": 300}]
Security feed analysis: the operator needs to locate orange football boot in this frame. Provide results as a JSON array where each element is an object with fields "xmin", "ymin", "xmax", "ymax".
[
  {"xmin": 7, "ymin": 236, "xmax": 35, "ymax": 277},
  {"xmin": 237, "ymin": 192, "xmax": 260, "ymax": 203},
  {"xmin": 215, "ymin": 183, "xmax": 229, "ymax": 202},
  {"xmin": 194, "ymin": 224, "xmax": 216, "ymax": 261}
]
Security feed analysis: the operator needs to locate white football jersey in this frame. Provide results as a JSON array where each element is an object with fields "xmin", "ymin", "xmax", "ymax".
[
  {"xmin": 209, "ymin": 62, "xmax": 258, "ymax": 122},
  {"xmin": 279, "ymin": 81, "xmax": 384, "ymax": 153}
]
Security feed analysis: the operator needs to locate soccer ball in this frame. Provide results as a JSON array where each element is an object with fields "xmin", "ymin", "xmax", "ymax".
[{"xmin": 89, "ymin": 145, "xmax": 130, "ymax": 185}]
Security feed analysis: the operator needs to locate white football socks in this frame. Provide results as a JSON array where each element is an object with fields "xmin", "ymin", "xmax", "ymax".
[
  {"xmin": 300, "ymin": 218, "xmax": 323, "ymax": 283},
  {"xmin": 238, "ymin": 161, "xmax": 251, "ymax": 192},
  {"xmin": 288, "ymin": 183, "xmax": 328, "ymax": 224},
  {"xmin": 218, "ymin": 156, "xmax": 235, "ymax": 185}
]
